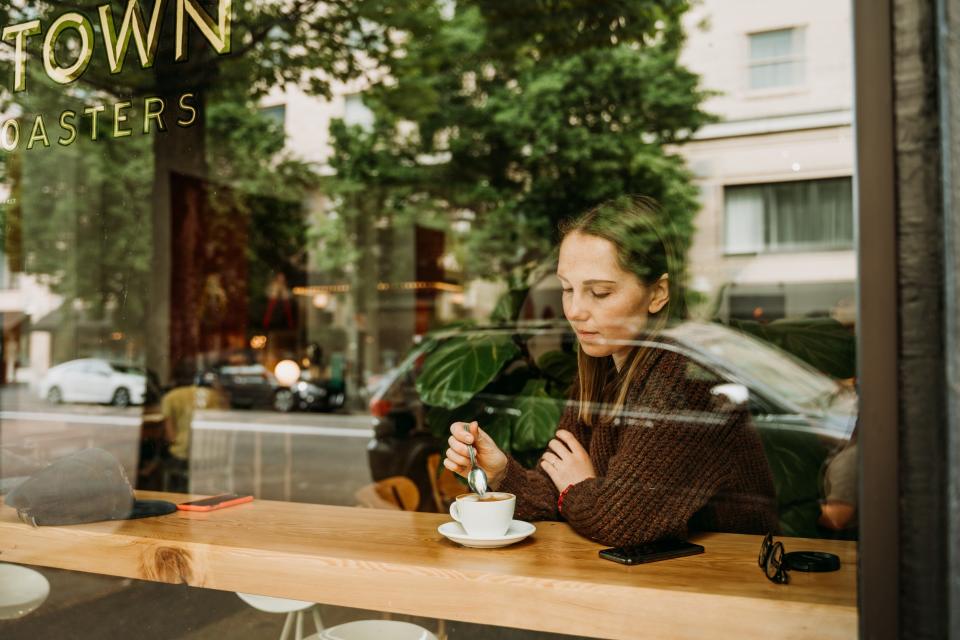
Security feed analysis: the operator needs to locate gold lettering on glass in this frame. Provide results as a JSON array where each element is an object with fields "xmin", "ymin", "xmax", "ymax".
[
  {"xmin": 175, "ymin": 0, "xmax": 231, "ymax": 61},
  {"xmin": 58, "ymin": 110, "xmax": 78, "ymax": 146},
  {"xmin": 144, "ymin": 97, "xmax": 167, "ymax": 133},
  {"xmin": 177, "ymin": 93, "xmax": 197, "ymax": 126},
  {"xmin": 26, "ymin": 115, "xmax": 50, "ymax": 149},
  {"xmin": 2, "ymin": 21, "xmax": 41, "ymax": 92},
  {"xmin": 83, "ymin": 105, "xmax": 106, "ymax": 141},
  {"xmin": 99, "ymin": 0, "xmax": 166, "ymax": 74},
  {"xmin": 114, "ymin": 101, "xmax": 133, "ymax": 137},
  {"xmin": 42, "ymin": 12, "xmax": 95, "ymax": 85},
  {"xmin": 0, "ymin": 120, "xmax": 20, "ymax": 151}
]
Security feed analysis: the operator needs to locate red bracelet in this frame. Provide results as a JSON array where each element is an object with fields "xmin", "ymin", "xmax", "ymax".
[{"xmin": 558, "ymin": 484, "xmax": 574, "ymax": 513}]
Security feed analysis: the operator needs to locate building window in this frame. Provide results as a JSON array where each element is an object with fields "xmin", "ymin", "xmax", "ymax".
[
  {"xmin": 260, "ymin": 104, "xmax": 286, "ymax": 127},
  {"xmin": 343, "ymin": 93, "xmax": 375, "ymax": 131},
  {"xmin": 748, "ymin": 27, "xmax": 805, "ymax": 90},
  {"xmin": 724, "ymin": 177, "xmax": 853, "ymax": 254}
]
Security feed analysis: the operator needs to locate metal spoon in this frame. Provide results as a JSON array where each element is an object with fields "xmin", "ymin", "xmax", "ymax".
[{"xmin": 464, "ymin": 424, "xmax": 488, "ymax": 497}]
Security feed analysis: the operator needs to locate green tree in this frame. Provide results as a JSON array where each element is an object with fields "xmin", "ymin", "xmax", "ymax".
[
  {"xmin": 0, "ymin": 0, "xmax": 387, "ymax": 371},
  {"xmin": 328, "ymin": 0, "xmax": 713, "ymax": 288}
]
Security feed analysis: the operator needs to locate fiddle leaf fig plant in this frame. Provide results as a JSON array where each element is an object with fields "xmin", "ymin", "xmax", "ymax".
[
  {"xmin": 513, "ymin": 379, "xmax": 563, "ymax": 452},
  {"xmin": 415, "ymin": 333, "xmax": 520, "ymax": 408},
  {"xmin": 416, "ymin": 327, "xmax": 576, "ymax": 467}
]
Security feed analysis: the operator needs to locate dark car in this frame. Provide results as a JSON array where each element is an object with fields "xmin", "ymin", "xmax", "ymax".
[
  {"xmin": 272, "ymin": 375, "xmax": 346, "ymax": 413},
  {"xmin": 367, "ymin": 321, "xmax": 857, "ymax": 537},
  {"xmin": 209, "ymin": 364, "xmax": 280, "ymax": 409}
]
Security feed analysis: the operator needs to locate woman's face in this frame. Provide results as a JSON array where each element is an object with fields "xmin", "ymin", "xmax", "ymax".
[{"xmin": 557, "ymin": 231, "xmax": 669, "ymax": 368}]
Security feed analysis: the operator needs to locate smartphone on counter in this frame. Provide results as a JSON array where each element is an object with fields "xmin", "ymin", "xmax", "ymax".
[
  {"xmin": 177, "ymin": 493, "xmax": 253, "ymax": 512},
  {"xmin": 599, "ymin": 540, "xmax": 705, "ymax": 565}
]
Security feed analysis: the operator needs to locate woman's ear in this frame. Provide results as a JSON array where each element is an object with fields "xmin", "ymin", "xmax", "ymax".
[{"xmin": 648, "ymin": 274, "xmax": 670, "ymax": 314}]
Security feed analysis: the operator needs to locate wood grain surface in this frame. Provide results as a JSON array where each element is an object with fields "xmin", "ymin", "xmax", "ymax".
[{"xmin": 0, "ymin": 491, "xmax": 857, "ymax": 639}]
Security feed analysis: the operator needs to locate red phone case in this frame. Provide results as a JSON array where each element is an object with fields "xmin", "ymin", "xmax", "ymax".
[{"xmin": 177, "ymin": 494, "xmax": 254, "ymax": 512}]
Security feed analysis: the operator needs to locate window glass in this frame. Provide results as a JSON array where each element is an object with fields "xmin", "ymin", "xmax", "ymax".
[
  {"xmin": 259, "ymin": 104, "xmax": 286, "ymax": 128},
  {"xmin": 0, "ymin": 1, "xmax": 860, "ymax": 638},
  {"xmin": 749, "ymin": 27, "xmax": 805, "ymax": 90},
  {"xmin": 342, "ymin": 94, "xmax": 374, "ymax": 131},
  {"xmin": 725, "ymin": 177, "xmax": 854, "ymax": 253}
]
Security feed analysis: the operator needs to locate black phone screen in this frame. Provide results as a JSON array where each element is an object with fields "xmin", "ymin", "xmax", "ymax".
[
  {"xmin": 599, "ymin": 540, "xmax": 705, "ymax": 565},
  {"xmin": 181, "ymin": 493, "xmax": 243, "ymax": 507}
]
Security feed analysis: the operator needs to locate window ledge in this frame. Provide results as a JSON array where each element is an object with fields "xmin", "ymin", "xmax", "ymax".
[{"xmin": 742, "ymin": 85, "xmax": 810, "ymax": 100}]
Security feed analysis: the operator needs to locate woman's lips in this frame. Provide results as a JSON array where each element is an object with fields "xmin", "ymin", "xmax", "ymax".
[{"xmin": 576, "ymin": 330, "xmax": 599, "ymax": 339}]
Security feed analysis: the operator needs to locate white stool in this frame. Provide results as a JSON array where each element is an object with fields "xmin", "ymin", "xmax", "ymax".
[
  {"xmin": 316, "ymin": 620, "xmax": 439, "ymax": 640},
  {"xmin": 0, "ymin": 563, "xmax": 50, "ymax": 619},
  {"xmin": 236, "ymin": 593, "xmax": 324, "ymax": 640}
]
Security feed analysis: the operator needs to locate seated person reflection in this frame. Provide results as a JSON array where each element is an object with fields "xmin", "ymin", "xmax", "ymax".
[
  {"xmin": 444, "ymin": 196, "xmax": 778, "ymax": 546},
  {"xmin": 159, "ymin": 374, "xmax": 229, "ymax": 492},
  {"xmin": 819, "ymin": 422, "xmax": 858, "ymax": 532}
]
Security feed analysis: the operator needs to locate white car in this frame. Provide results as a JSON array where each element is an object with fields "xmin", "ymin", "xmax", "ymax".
[{"xmin": 38, "ymin": 359, "xmax": 147, "ymax": 407}]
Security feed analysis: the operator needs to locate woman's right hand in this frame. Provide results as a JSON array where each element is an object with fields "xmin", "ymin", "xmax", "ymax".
[{"xmin": 444, "ymin": 421, "xmax": 509, "ymax": 489}]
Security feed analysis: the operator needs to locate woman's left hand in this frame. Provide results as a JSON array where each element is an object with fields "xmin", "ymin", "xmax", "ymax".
[{"xmin": 540, "ymin": 430, "xmax": 596, "ymax": 491}]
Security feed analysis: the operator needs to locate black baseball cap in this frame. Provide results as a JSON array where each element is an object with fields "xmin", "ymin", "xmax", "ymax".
[{"xmin": 7, "ymin": 448, "xmax": 176, "ymax": 526}]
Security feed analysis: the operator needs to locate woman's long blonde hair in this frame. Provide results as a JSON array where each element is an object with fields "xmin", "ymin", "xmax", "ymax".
[{"xmin": 558, "ymin": 196, "xmax": 684, "ymax": 427}]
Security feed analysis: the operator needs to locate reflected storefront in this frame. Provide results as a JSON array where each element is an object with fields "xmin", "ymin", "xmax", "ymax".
[{"xmin": 0, "ymin": 0, "xmax": 955, "ymax": 638}]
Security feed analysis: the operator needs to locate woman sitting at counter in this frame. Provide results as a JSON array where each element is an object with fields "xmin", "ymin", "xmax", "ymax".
[{"xmin": 444, "ymin": 196, "xmax": 779, "ymax": 546}]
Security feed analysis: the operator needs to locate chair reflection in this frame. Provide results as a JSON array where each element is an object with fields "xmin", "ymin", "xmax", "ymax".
[
  {"xmin": 159, "ymin": 429, "xmax": 237, "ymax": 495},
  {"xmin": 188, "ymin": 429, "xmax": 237, "ymax": 494},
  {"xmin": 318, "ymin": 620, "xmax": 438, "ymax": 640},
  {"xmin": 236, "ymin": 592, "xmax": 324, "ymax": 640},
  {"xmin": 426, "ymin": 453, "xmax": 464, "ymax": 512},
  {"xmin": 353, "ymin": 475, "xmax": 419, "ymax": 510}
]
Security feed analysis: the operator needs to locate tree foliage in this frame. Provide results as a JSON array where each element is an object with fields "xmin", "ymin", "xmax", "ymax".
[
  {"xmin": 0, "ymin": 0, "xmax": 380, "ymax": 351},
  {"xmin": 0, "ymin": 0, "xmax": 713, "ymax": 363},
  {"xmin": 328, "ymin": 0, "xmax": 714, "ymax": 288}
]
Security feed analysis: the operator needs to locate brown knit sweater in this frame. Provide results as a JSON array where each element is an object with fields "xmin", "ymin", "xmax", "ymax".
[{"xmin": 497, "ymin": 345, "xmax": 779, "ymax": 546}]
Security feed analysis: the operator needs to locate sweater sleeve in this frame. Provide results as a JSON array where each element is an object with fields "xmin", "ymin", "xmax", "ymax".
[
  {"xmin": 496, "ymin": 399, "xmax": 585, "ymax": 522},
  {"xmin": 559, "ymin": 403, "xmax": 744, "ymax": 547}
]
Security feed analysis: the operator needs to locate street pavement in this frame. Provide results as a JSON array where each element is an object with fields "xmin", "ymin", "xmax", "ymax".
[{"xmin": 0, "ymin": 384, "xmax": 375, "ymax": 505}]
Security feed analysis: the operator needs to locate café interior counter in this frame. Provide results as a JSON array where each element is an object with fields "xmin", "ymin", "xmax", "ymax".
[{"xmin": 0, "ymin": 491, "xmax": 857, "ymax": 639}]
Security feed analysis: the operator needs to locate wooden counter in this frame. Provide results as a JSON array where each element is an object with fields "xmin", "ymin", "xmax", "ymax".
[{"xmin": 0, "ymin": 492, "xmax": 857, "ymax": 639}]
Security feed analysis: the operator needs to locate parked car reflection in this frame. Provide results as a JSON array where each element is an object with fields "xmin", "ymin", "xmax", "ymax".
[
  {"xmin": 203, "ymin": 364, "xmax": 279, "ymax": 410},
  {"xmin": 272, "ymin": 375, "xmax": 346, "ymax": 413},
  {"xmin": 38, "ymin": 358, "xmax": 149, "ymax": 407},
  {"xmin": 367, "ymin": 321, "xmax": 857, "ymax": 538}
]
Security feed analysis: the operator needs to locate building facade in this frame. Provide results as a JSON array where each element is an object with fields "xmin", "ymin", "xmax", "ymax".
[{"xmin": 680, "ymin": 0, "xmax": 855, "ymax": 324}]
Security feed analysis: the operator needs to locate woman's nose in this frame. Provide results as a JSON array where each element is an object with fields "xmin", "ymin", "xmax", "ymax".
[{"xmin": 564, "ymin": 293, "xmax": 589, "ymax": 321}]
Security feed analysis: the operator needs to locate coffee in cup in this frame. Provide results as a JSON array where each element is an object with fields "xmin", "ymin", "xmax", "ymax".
[
  {"xmin": 477, "ymin": 495, "xmax": 511, "ymax": 503},
  {"xmin": 449, "ymin": 492, "xmax": 516, "ymax": 537}
]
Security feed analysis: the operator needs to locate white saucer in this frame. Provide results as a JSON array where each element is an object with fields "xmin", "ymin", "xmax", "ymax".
[{"xmin": 437, "ymin": 520, "xmax": 536, "ymax": 548}]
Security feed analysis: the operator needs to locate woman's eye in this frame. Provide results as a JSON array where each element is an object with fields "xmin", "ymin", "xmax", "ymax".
[
  {"xmin": 591, "ymin": 291, "xmax": 610, "ymax": 299},
  {"xmin": 561, "ymin": 288, "xmax": 573, "ymax": 294}
]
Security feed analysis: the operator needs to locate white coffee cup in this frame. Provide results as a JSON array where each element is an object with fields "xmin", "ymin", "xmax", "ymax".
[{"xmin": 449, "ymin": 492, "xmax": 516, "ymax": 537}]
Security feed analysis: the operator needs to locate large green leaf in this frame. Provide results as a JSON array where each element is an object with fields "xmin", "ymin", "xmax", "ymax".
[
  {"xmin": 536, "ymin": 350, "xmax": 578, "ymax": 387},
  {"xmin": 512, "ymin": 379, "xmax": 564, "ymax": 452},
  {"xmin": 425, "ymin": 400, "xmax": 490, "ymax": 440},
  {"xmin": 426, "ymin": 406, "xmax": 456, "ymax": 440},
  {"xmin": 490, "ymin": 288, "xmax": 530, "ymax": 323},
  {"xmin": 416, "ymin": 334, "xmax": 520, "ymax": 408},
  {"xmin": 481, "ymin": 411, "xmax": 515, "ymax": 455}
]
